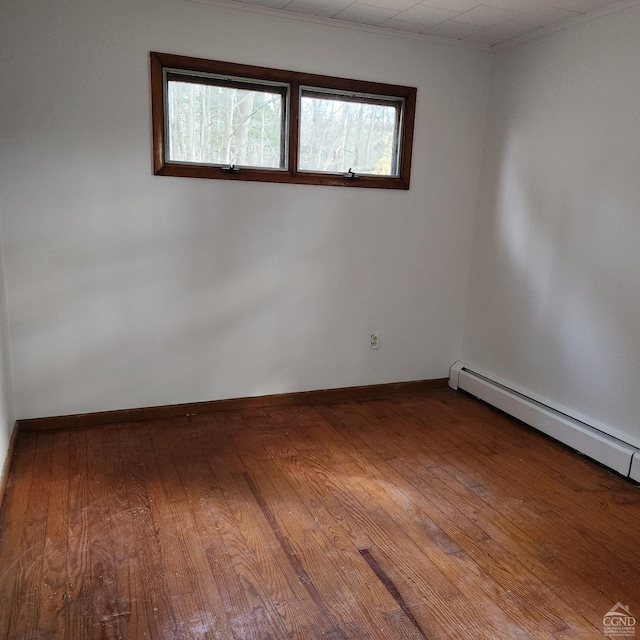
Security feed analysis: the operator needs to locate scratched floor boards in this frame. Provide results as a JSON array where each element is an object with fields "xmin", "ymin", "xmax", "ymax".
[{"xmin": 0, "ymin": 388, "xmax": 639, "ymax": 639}]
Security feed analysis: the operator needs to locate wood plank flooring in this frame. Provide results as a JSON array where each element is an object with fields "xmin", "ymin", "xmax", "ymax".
[{"xmin": 0, "ymin": 388, "xmax": 638, "ymax": 639}]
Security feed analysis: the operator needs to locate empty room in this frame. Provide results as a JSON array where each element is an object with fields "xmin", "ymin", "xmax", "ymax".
[{"xmin": 0, "ymin": 0, "xmax": 639, "ymax": 637}]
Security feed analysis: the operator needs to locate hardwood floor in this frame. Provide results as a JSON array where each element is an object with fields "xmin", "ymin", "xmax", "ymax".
[{"xmin": 0, "ymin": 388, "xmax": 638, "ymax": 639}]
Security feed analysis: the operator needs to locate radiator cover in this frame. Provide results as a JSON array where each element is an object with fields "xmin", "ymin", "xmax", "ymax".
[{"xmin": 449, "ymin": 362, "xmax": 638, "ymax": 479}]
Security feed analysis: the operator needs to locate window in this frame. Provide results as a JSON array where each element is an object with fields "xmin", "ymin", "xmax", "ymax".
[
  {"xmin": 151, "ymin": 52, "xmax": 416, "ymax": 189},
  {"xmin": 298, "ymin": 89, "xmax": 403, "ymax": 177},
  {"xmin": 166, "ymin": 74, "xmax": 287, "ymax": 169}
]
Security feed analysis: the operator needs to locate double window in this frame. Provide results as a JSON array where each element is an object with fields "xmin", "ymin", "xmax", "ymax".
[{"xmin": 151, "ymin": 52, "xmax": 416, "ymax": 189}]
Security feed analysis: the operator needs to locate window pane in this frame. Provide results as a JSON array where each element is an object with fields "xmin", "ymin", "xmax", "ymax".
[
  {"xmin": 298, "ymin": 93, "xmax": 400, "ymax": 176},
  {"xmin": 167, "ymin": 79, "xmax": 285, "ymax": 169}
]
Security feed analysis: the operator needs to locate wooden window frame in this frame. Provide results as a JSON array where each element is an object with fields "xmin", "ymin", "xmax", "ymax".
[{"xmin": 151, "ymin": 52, "xmax": 416, "ymax": 189}]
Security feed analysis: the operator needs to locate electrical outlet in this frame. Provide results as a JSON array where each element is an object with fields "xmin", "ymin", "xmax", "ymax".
[{"xmin": 370, "ymin": 333, "xmax": 380, "ymax": 349}]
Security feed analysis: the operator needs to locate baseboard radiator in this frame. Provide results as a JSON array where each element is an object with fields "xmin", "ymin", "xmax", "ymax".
[{"xmin": 449, "ymin": 362, "xmax": 640, "ymax": 481}]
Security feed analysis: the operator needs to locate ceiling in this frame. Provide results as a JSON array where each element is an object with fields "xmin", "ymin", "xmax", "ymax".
[{"xmin": 225, "ymin": 0, "xmax": 626, "ymax": 46}]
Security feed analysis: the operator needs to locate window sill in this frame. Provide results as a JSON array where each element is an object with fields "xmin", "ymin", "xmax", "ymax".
[{"xmin": 155, "ymin": 163, "xmax": 410, "ymax": 189}]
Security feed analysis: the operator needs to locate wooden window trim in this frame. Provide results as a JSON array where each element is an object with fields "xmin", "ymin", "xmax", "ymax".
[{"xmin": 150, "ymin": 52, "xmax": 416, "ymax": 189}]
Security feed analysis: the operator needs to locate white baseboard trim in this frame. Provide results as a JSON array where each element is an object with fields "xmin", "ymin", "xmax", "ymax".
[
  {"xmin": 630, "ymin": 453, "xmax": 640, "ymax": 483},
  {"xmin": 449, "ymin": 361, "xmax": 638, "ymax": 479},
  {"xmin": 0, "ymin": 421, "xmax": 20, "ymax": 511}
]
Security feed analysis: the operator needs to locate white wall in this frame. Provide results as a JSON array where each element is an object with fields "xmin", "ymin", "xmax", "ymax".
[
  {"xmin": 462, "ymin": 5, "xmax": 640, "ymax": 447},
  {"xmin": 0, "ymin": 0, "xmax": 490, "ymax": 419},
  {"xmin": 0, "ymin": 227, "xmax": 15, "ymax": 481}
]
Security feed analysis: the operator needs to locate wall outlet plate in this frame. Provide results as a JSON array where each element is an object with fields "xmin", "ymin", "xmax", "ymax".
[{"xmin": 370, "ymin": 333, "xmax": 379, "ymax": 349}]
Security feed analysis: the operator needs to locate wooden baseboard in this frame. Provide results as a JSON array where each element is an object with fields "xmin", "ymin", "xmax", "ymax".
[
  {"xmin": 18, "ymin": 378, "xmax": 448, "ymax": 433},
  {"xmin": 0, "ymin": 421, "xmax": 20, "ymax": 511}
]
